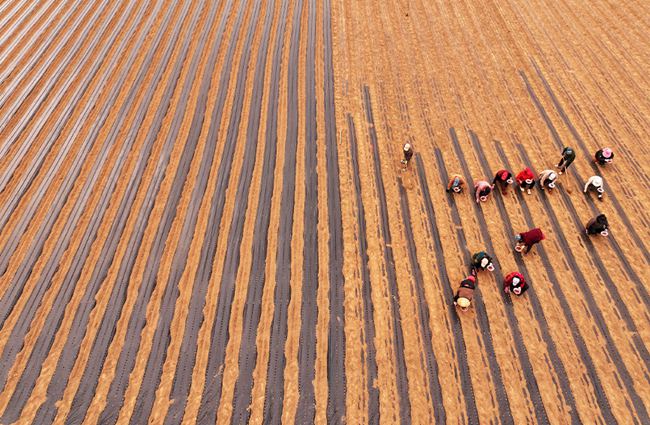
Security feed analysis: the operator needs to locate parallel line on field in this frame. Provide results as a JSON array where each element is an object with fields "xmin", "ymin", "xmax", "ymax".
[
  {"xmin": 0, "ymin": 0, "xmax": 133, "ymax": 233},
  {"xmin": 295, "ymin": 0, "xmax": 320, "ymax": 421},
  {"xmin": 0, "ymin": 0, "xmax": 71, "ymax": 89},
  {"xmin": 230, "ymin": 1, "xmax": 291, "ymax": 422},
  {"xmin": 0, "ymin": 0, "xmax": 186, "ymax": 422},
  {"xmin": 64, "ymin": 0, "xmax": 232, "ymax": 419},
  {"xmin": 30, "ymin": 0, "xmax": 201, "ymax": 421},
  {"xmin": 519, "ymin": 69, "xmax": 650, "ymax": 264},
  {"xmin": 0, "ymin": 0, "xmax": 137, "ymax": 342},
  {"xmin": 0, "ymin": 0, "xmax": 94, "ymax": 136},
  {"xmin": 450, "ymin": 128, "xmax": 549, "ymax": 423},
  {"xmin": 398, "ymin": 179, "xmax": 446, "ymax": 424},
  {"xmin": 262, "ymin": 0, "xmax": 305, "ymax": 421},
  {"xmin": 414, "ymin": 153, "xmax": 478, "ymax": 424},
  {"xmin": 347, "ymin": 115, "xmax": 380, "ymax": 424},
  {"xmin": 434, "ymin": 146, "xmax": 514, "ymax": 425},
  {"xmin": 167, "ymin": 0, "xmax": 264, "ymax": 421},
  {"xmin": 92, "ymin": 1, "xmax": 251, "ymax": 423},
  {"xmin": 494, "ymin": 140, "xmax": 616, "ymax": 423},
  {"xmin": 0, "ymin": 0, "xmax": 33, "ymax": 36},
  {"xmin": 363, "ymin": 85, "xmax": 412, "ymax": 425},
  {"xmin": 469, "ymin": 131, "xmax": 580, "ymax": 423},
  {"xmin": 0, "ymin": 0, "xmax": 59, "ymax": 69},
  {"xmin": 324, "ymin": 0, "xmax": 347, "ymax": 420},
  {"xmin": 517, "ymin": 143, "xmax": 650, "ymax": 424}
]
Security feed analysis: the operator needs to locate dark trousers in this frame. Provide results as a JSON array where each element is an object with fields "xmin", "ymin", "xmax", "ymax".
[{"xmin": 557, "ymin": 156, "xmax": 573, "ymax": 172}]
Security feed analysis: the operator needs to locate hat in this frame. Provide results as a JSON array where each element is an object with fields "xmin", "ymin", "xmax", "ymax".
[
  {"xmin": 515, "ymin": 234, "xmax": 522, "ymax": 242},
  {"xmin": 592, "ymin": 176, "xmax": 603, "ymax": 187},
  {"xmin": 480, "ymin": 258, "xmax": 489, "ymax": 268},
  {"xmin": 512, "ymin": 276, "xmax": 521, "ymax": 285},
  {"xmin": 457, "ymin": 297, "xmax": 470, "ymax": 308},
  {"xmin": 602, "ymin": 148, "xmax": 612, "ymax": 158},
  {"xmin": 549, "ymin": 172, "xmax": 557, "ymax": 180},
  {"xmin": 404, "ymin": 143, "xmax": 411, "ymax": 151}
]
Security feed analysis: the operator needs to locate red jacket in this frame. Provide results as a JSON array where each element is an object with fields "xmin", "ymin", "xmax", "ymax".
[
  {"xmin": 495, "ymin": 169, "xmax": 512, "ymax": 181},
  {"xmin": 504, "ymin": 272, "xmax": 529, "ymax": 295},
  {"xmin": 519, "ymin": 228, "xmax": 545, "ymax": 246},
  {"xmin": 516, "ymin": 168, "xmax": 535, "ymax": 183}
]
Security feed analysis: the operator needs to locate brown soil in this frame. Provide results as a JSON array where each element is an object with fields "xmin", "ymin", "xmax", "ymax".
[{"xmin": 0, "ymin": 0, "xmax": 648, "ymax": 423}]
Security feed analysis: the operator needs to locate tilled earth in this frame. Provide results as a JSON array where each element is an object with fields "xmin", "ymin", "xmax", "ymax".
[{"xmin": 0, "ymin": 0, "xmax": 648, "ymax": 423}]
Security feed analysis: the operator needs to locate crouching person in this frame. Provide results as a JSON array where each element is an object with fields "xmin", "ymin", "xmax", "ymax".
[
  {"xmin": 446, "ymin": 173, "xmax": 465, "ymax": 193},
  {"xmin": 492, "ymin": 169, "xmax": 514, "ymax": 194},
  {"xmin": 538, "ymin": 169, "xmax": 558, "ymax": 191},
  {"xmin": 454, "ymin": 275, "xmax": 477, "ymax": 312},
  {"xmin": 471, "ymin": 251, "xmax": 495, "ymax": 273},
  {"xmin": 586, "ymin": 214, "xmax": 609, "ymax": 236},
  {"xmin": 514, "ymin": 228, "xmax": 545, "ymax": 254},
  {"xmin": 584, "ymin": 175, "xmax": 604, "ymax": 200},
  {"xmin": 504, "ymin": 272, "xmax": 529, "ymax": 296}
]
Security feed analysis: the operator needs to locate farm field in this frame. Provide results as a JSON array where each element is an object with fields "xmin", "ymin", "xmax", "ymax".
[{"xmin": 0, "ymin": 0, "xmax": 648, "ymax": 423}]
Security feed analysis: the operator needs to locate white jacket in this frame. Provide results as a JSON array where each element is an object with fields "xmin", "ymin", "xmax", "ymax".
[
  {"xmin": 584, "ymin": 176, "xmax": 603, "ymax": 192},
  {"xmin": 538, "ymin": 169, "xmax": 558, "ymax": 187}
]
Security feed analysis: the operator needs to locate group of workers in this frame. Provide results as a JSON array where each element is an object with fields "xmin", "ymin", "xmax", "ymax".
[{"xmin": 400, "ymin": 143, "xmax": 616, "ymax": 312}]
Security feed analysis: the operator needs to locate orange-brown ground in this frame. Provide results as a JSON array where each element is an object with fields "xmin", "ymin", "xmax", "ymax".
[{"xmin": 0, "ymin": 0, "xmax": 648, "ymax": 423}]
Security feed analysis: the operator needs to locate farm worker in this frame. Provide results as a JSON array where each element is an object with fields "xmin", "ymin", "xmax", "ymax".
[
  {"xmin": 503, "ymin": 272, "xmax": 529, "ymax": 296},
  {"xmin": 474, "ymin": 180, "xmax": 493, "ymax": 203},
  {"xmin": 594, "ymin": 147, "xmax": 614, "ymax": 165},
  {"xmin": 401, "ymin": 143, "xmax": 413, "ymax": 167},
  {"xmin": 515, "ymin": 228, "xmax": 545, "ymax": 254},
  {"xmin": 586, "ymin": 214, "xmax": 609, "ymax": 236},
  {"xmin": 471, "ymin": 251, "xmax": 495, "ymax": 272},
  {"xmin": 584, "ymin": 175, "xmax": 604, "ymax": 200},
  {"xmin": 492, "ymin": 169, "xmax": 514, "ymax": 194},
  {"xmin": 557, "ymin": 146, "xmax": 576, "ymax": 174},
  {"xmin": 454, "ymin": 274, "xmax": 477, "ymax": 312},
  {"xmin": 538, "ymin": 169, "xmax": 558, "ymax": 191},
  {"xmin": 516, "ymin": 167, "xmax": 536, "ymax": 194},
  {"xmin": 446, "ymin": 173, "xmax": 465, "ymax": 193}
]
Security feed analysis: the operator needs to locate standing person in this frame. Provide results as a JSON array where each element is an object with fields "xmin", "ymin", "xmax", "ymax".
[
  {"xmin": 454, "ymin": 274, "xmax": 477, "ymax": 312},
  {"xmin": 538, "ymin": 169, "xmax": 559, "ymax": 191},
  {"xmin": 474, "ymin": 180, "xmax": 494, "ymax": 203},
  {"xmin": 446, "ymin": 173, "xmax": 465, "ymax": 193},
  {"xmin": 514, "ymin": 228, "xmax": 545, "ymax": 254},
  {"xmin": 584, "ymin": 175, "xmax": 605, "ymax": 200},
  {"xmin": 557, "ymin": 146, "xmax": 576, "ymax": 174},
  {"xmin": 492, "ymin": 169, "xmax": 514, "ymax": 194},
  {"xmin": 516, "ymin": 167, "xmax": 536, "ymax": 194},
  {"xmin": 401, "ymin": 143, "xmax": 413, "ymax": 170},
  {"xmin": 503, "ymin": 272, "xmax": 529, "ymax": 296},
  {"xmin": 594, "ymin": 147, "xmax": 614, "ymax": 165},
  {"xmin": 586, "ymin": 214, "xmax": 609, "ymax": 236},
  {"xmin": 471, "ymin": 251, "xmax": 495, "ymax": 272}
]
